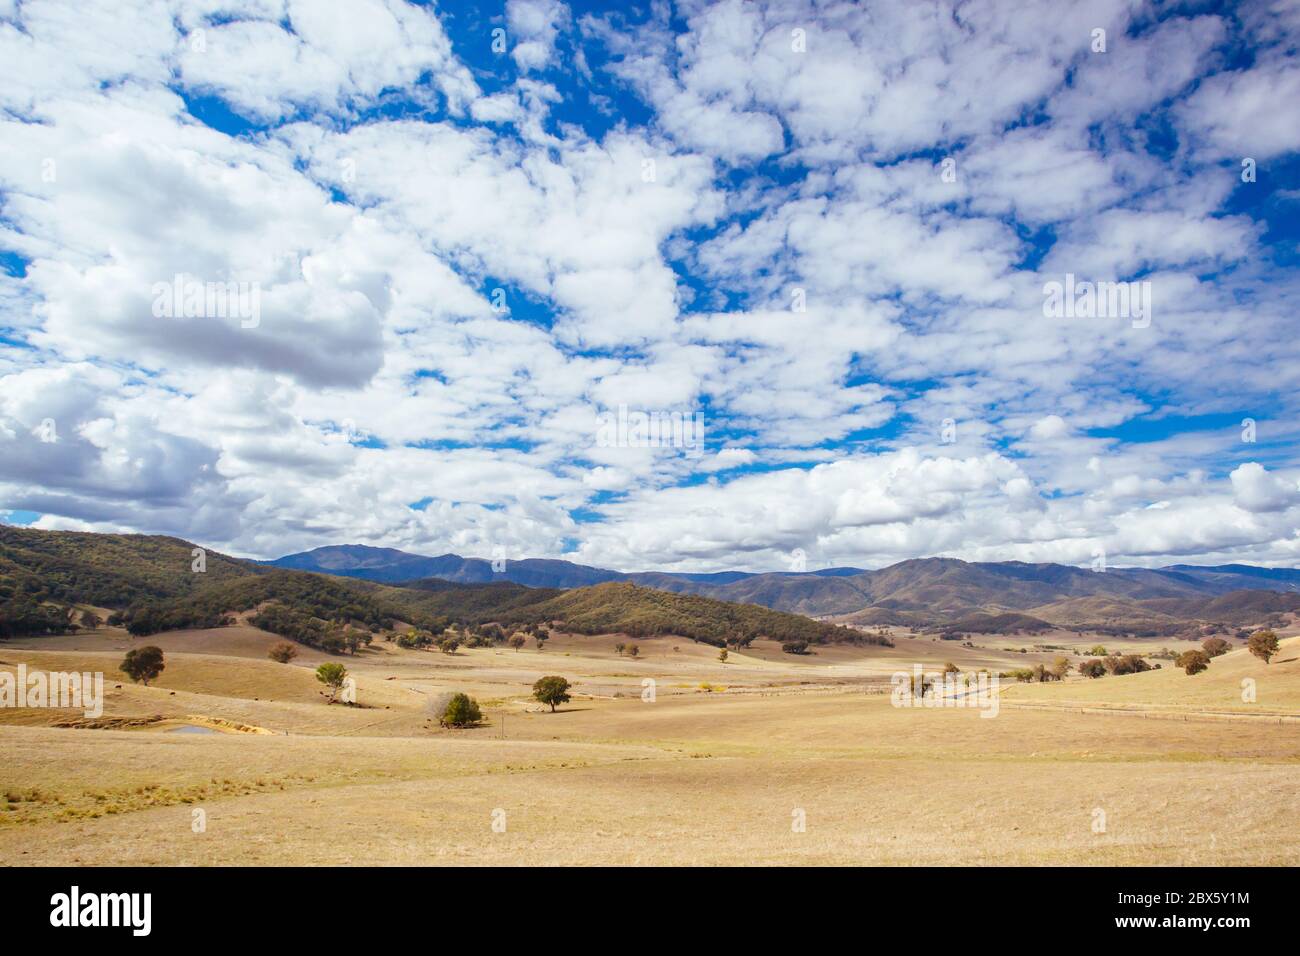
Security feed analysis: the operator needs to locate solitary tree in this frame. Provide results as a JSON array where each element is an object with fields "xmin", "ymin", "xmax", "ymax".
[
  {"xmin": 439, "ymin": 637, "xmax": 461, "ymax": 655},
  {"xmin": 1248, "ymin": 629, "xmax": 1280, "ymax": 665},
  {"xmin": 441, "ymin": 693, "xmax": 483, "ymax": 728},
  {"xmin": 718, "ymin": 649, "xmax": 728, "ymax": 663},
  {"xmin": 614, "ymin": 642, "xmax": 626, "ymax": 656},
  {"xmin": 532, "ymin": 675, "xmax": 571, "ymax": 713},
  {"xmin": 1176, "ymin": 649, "xmax": 1211, "ymax": 675},
  {"xmin": 120, "ymin": 646, "xmax": 165, "ymax": 686},
  {"xmin": 1202, "ymin": 637, "xmax": 1230, "ymax": 658},
  {"xmin": 509, "ymin": 633, "xmax": 527, "ymax": 652},
  {"xmin": 268, "ymin": 641, "xmax": 299, "ymax": 663},
  {"xmin": 316, "ymin": 662, "xmax": 348, "ymax": 702}
]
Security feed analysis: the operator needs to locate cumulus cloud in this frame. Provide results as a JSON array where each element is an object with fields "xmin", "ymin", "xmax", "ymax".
[{"xmin": 1, "ymin": 0, "xmax": 1298, "ymax": 572}]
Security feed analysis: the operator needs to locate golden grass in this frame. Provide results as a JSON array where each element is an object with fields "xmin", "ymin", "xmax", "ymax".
[{"xmin": 1, "ymin": 623, "xmax": 1297, "ymax": 864}]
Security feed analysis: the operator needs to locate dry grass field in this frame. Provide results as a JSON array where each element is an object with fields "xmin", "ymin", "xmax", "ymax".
[{"xmin": 1, "ymin": 623, "xmax": 1297, "ymax": 865}]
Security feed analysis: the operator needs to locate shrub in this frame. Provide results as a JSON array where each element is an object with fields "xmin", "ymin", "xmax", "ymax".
[
  {"xmin": 782, "ymin": 640, "xmax": 810, "ymax": 655},
  {"xmin": 442, "ymin": 693, "xmax": 483, "ymax": 728},
  {"xmin": 1202, "ymin": 637, "xmax": 1230, "ymax": 658},
  {"xmin": 268, "ymin": 642, "xmax": 298, "ymax": 663},
  {"xmin": 1176, "ymin": 650, "xmax": 1210, "ymax": 675},
  {"xmin": 1078, "ymin": 659, "xmax": 1107, "ymax": 679}
]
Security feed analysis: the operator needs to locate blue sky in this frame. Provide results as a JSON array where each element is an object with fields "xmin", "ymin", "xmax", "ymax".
[{"xmin": 1, "ymin": 0, "xmax": 1298, "ymax": 571}]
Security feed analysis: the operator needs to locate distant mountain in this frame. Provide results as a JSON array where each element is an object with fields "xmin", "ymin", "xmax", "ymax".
[
  {"xmin": 264, "ymin": 544, "xmax": 1300, "ymax": 625},
  {"xmin": 3, "ymin": 528, "xmax": 1297, "ymax": 639},
  {"xmin": 262, "ymin": 544, "xmax": 623, "ymax": 588}
]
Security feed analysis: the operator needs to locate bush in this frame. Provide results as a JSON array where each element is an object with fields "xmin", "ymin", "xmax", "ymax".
[
  {"xmin": 1104, "ymin": 654, "xmax": 1152, "ymax": 676},
  {"xmin": 268, "ymin": 641, "xmax": 298, "ymax": 663},
  {"xmin": 441, "ymin": 693, "xmax": 483, "ymax": 728},
  {"xmin": 1176, "ymin": 649, "xmax": 1210, "ymax": 675},
  {"xmin": 1078, "ymin": 658, "xmax": 1107, "ymax": 679},
  {"xmin": 782, "ymin": 640, "xmax": 810, "ymax": 655},
  {"xmin": 1202, "ymin": 637, "xmax": 1230, "ymax": 658}
]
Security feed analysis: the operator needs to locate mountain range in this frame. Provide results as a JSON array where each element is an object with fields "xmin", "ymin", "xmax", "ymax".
[{"xmin": 266, "ymin": 544, "xmax": 1300, "ymax": 632}]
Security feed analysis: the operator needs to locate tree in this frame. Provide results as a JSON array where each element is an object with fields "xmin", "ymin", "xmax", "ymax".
[
  {"xmin": 316, "ymin": 662, "xmax": 348, "ymax": 702},
  {"xmin": 441, "ymin": 693, "xmax": 483, "ymax": 728},
  {"xmin": 615, "ymin": 642, "xmax": 626, "ymax": 656},
  {"xmin": 1049, "ymin": 655, "xmax": 1071, "ymax": 681},
  {"xmin": 268, "ymin": 641, "xmax": 298, "ymax": 663},
  {"xmin": 532, "ymin": 675, "xmax": 571, "ymax": 713},
  {"xmin": 718, "ymin": 649, "xmax": 728, "ymax": 663},
  {"xmin": 1078, "ymin": 658, "xmax": 1107, "ymax": 679},
  {"xmin": 439, "ymin": 637, "xmax": 461, "ymax": 655},
  {"xmin": 1087, "ymin": 644, "xmax": 1108, "ymax": 656},
  {"xmin": 627, "ymin": 644, "xmax": 640, "ymax": 658},
  {"xmin": 121, "ymin": 645, "xmax": 165, "ymax": 686},
  {"xmin": 1248, "ymin": 629, "xmax": 1280, "ymax": 665},
  {"xmin": 509, "ymin": 633, "xmax": 527, "ymax": 652},
  {"xmin": 942, "ymin": 662, "xmax": 959, "ymax": 674},
  {"xmin": 1176, "ymin": 649, "xmax": 1210, "ymax": 675},
  {"xmin": 1202, "ymin": 637, "xmax": 1230, "ymax": 658},
  {"xmin": 79, "ymin": 610, "xmax": 101, "ymax": 630},
  {"xmin": 782, "ymin": 640, "xmax": 810, "ymax": 655}
]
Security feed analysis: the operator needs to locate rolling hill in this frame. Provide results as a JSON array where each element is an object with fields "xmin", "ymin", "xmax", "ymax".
[
  {"xmin": 0, "ymin": 527, "xmax": 882, "ymax": 649},
  {"xmin": 266, "ymin": 543, "xmax": 1300, "ymax": 625}
]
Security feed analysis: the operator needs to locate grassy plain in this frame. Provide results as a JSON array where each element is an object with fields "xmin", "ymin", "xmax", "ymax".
[{"xmin": 1, "ymin": 622, "xmax": 1296, "ymax": 865}]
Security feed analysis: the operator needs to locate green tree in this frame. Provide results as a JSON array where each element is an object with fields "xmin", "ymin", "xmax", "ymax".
[
  {"xmin": 718, "ymin": 649, "xmax": 728, "ymax": 663},
  {"xmin": 439, "ymin": 637, "xmax": 461, "ymax": 655},
  {"xmin": 1202, "ymin": 637, "xmax": 1230, "ymax": 658},
  {"xmin": 442, "ymin": 693, "xmax": 483, "ymax": 728},
  {"xmin": 1176, "ymin": 649, "xmax": 1210, "ymax": 675},
  {"xmin": 509, "ymin": 633, "xmax": 527, "ymax": 652},
  {"xmin": 614, "ymin": 642, "xmax": 626, "ymax": 656},
  {"xmin": 120, "ymin": 645, "xmax": 165, "ymax": 686},
  {"xmin": 316, "ymin": 662, "xmax": 348, "ymax": 701},
  {"xmin": 532, "ymin": 675, "xmax": 571, "ymax": 713},
  {"xmin": 79, "ymin": 610, "xmax": 101, "ymax": 630},
  {"xmin": 268, "ymin": 641, "xmax": 298, "ymax": 663},
  {"xmin": 1248, "ymin": 629, "xmax": 1280, "ymax": 665}
]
